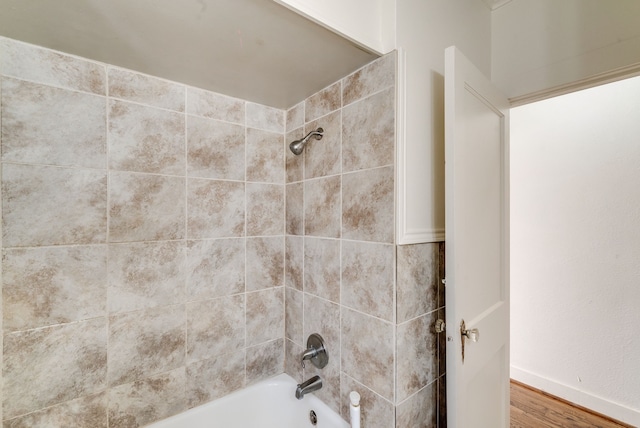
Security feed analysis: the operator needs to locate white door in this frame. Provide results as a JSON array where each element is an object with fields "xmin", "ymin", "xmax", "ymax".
[{"xmin": 444, "ymin": 46, "xmax": 510, "ymax": 428}]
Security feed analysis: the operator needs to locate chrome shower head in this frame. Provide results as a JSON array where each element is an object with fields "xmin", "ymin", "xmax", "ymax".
[{"xmin": 289, "ymin": 128, "xmax": 324, "ymax": 155}]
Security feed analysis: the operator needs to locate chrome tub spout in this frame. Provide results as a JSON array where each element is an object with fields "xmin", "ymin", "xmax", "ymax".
[{"xmin": 295, "ymin": 375, "xmax": 323, "ymax": 400}]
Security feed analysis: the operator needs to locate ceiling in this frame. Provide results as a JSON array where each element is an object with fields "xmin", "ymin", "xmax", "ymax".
[{"xmin": 0, "ymin": 0, "xmax": 378, "ymax": 109}]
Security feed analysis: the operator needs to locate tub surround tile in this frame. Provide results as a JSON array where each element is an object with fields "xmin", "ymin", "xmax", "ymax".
[
  {"xmin": 108, "ymin": 369, "xmax": 186, "ymax": 428},
  {"xmin": 246, "ymin": 183, "xmax": 284, "ymax": 236},
  {"xmin": 285, "ymin": 182, "xmax": 304, "ymax": 236},
  {"xmin": 304, "ymin": 175, "xmax": 341, "ymax": 239},
  {"xmin": 108, "ymin": 100, "xmax": 185, "ymax": 175},
  {"xmin": 109, "ymin": 172, "xmax": 185, "ymax": 242},
  {"xmin": 342, "ymin": 166, "xmax": 394, "ymax": 243},
  {"xmin": 286, "ymin": 102, "xmax": 304, "ymax": 132},
  {"xmin": 246, "ymin": 103, "xmax": 284, "ymax": 133},
  {"xmin": 246, "ymin": 288, "xmax": 284, "ymax": 346},
  {"xmin": 108, "ymin": 67, "xmax": 185, "ymax": 112},
  {"xmin": 285, "ymin": 236, "xmax": 303, "ymax": 291},
  {"xmin": 186, "ymin": 86, "xmax": 244, "ymax": 124},
  {"xmin": 342, "ymin": 87, "xmax": 395, "ymax": 173},
  {"xmin": 342, "ymin": 52, "xmax": 395, "ymax": 107},
  {"xmin": 285, "ymin": 127, "xmax": 304, "ymax": 183},
  {"xmin": 186, "ymin": 351, "xmax": 245, "ymax": 408},
  {"xmin": 284, "ymin": 339, "xmax": 304, "ymax": 381},
  {"xmin": 246, "ymin": 339, "xmax": 284, "ymax": 384},
  {"xmin": 186, "ymin": 295, "xmax": 245, "ymax": 363},
  {"xmin": 187, "ymin": 116, "xmax": 245, "ymax": 181},
  {"xmin": 397, "ymin": 243, "xmax": 439, "ymax": 323},
  {"xmin": 3, "ymin": 318, "xmax": 107, "ymax": 419},
  {"xmin": 108, "ymin": 305, "xmax": 185, "ymax": 387},
  {"xmin": 341, "ymin": 308, "xmax": 394, "ymax": 401},
  {"xmin": 305, "ymin": 81, "xmax": 341, "ymax": 123},
  {"xmin": 246, "ymin": 128, "xmax": 284, "ymax": 183},
  {"xmin": 1, "ymin": 78, "xmax": 106, "ymax": 168},
  {"xmin": 0, "ymin": 38, "xmax": 106, "ymax": 95},
  {"xmin": 303, "ymin": 294, "xmax": 340, "ymax": 370},
  {"xmin": 246, "ymin": 237, "xmax": 284, "ymax": 292},
  {"xmin": 3, "ymin": 246, "xmax": 107, "ymax": 333},
  {"xmin": 2, "ymin": 393, "xmax": 107, "ymax": 428},
  {"xmin": 186, "ymin": 238, "xmax": 245, "ymax": 300},
  {"xmin": 396, "ymin": 381, "xmax": 437, "ymax": 428},
  {"xmin": 304, "ymin": 110, "xmax": 341, "ymax": 179},
  {"xmin": 304, "ymin": 238, "xmax": 340, "ymax": 303},
  {"xmin": 285, "ymin": 287, "xmax": 303, "ymax": 344},
  {"xmin": 340, "ymin": 374, "xmax": 395, "ymax": 428},
  {"xmin": 108, "ymin": 241, "xmax": 186, "ymax": 314},
  {"xmin": 2, "ymin": 163, "xmax": 107, "ymax": 247},
  {"xmin": 187, "ymin": 178, "xmax": 244, "ymax": 239}
]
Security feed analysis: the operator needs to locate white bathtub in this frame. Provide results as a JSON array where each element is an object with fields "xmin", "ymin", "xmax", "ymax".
[{"xmin": 147, "ymin": 373, "xmax": 350, "ymax": 428}]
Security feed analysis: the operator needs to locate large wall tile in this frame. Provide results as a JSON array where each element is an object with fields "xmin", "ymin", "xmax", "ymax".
[
  {"xmin": 246, "ymin": 128, "xmax": 284, "ymax": 183},
  {"xmin": 187, "ymin": 116, "xmax": 245, "ymax": 181},
  {"xmin": 2, "ymin": 393, "xmax": 107, "ymax": 428},
  {"xmin": 187, "ymin": 178, "xmax": 244, "ymax": 239},
  {"xmin": 342, "ymin": 53, "xmax": 395, "ymax": 107},
  {"xmin": 396, "ymin": 381, "xmax": 437, "ymax": 428},
  {"xmin": 303, "ymin": 294, "xmax": 340, "ymax": 371},
  {"xmin": 246, "ymin": 103, "xmax": 284, "ymax": 133},
  {"xmin": 3, "ymin": 318, "xmax": 107, "ymax": 419},
  {"xmin": 305, "ymin": 81, "xmax": 341, "ymax": 123},
  {"xmin": 0, "ymin": 38, "xmax": 105, "ymax": 94},
  {"xmin": 186, "ymin": 295, "xmax": 245, "ymax": 363},
  {"xmin": 246, "ymin": 183, "xmax": 284, "ymax": 236},
  {"xmin": 108, "ymin": 67, "xmax": 185, "ymax": 112},
  {"xmin": 108, "ymin": 368, "xmax": 186, "ymax": 428},
  {"xmin": 341, "ymin": 308, "xmax": 394, "ymax": 401},
  {"xmin": 186, "ymin": 86, "xmax": 244, "ymax": 124},
  {"xmin": 246, "ymin": 237, "xmax": 284, "ymax": 292},
  {"xmin": 3, "ymin": 245, "xmax": 107, "ymax": 332},
  {"xmin": 285, "ymin": 127, "xmax": 304, "ymax": 183},
  {"xmin": 304, "ymin": 176, "xmax": 341, "ymax": 239},
  {"xmin": 108, "ymin": 241, "xmax": 186, "ymax": 314},
  {"xmin": 108, "ymin": 100, "xmax": 185, "ymax": 174},
  {"xmin": 284, "ymin": 339, "xmax": 304, "ymax": 381},
  {"xmin": 397, "ymin": 243, "xmax": 439, "ymax": 323},
  {"xmin": 304, "ymin": 110, "xmax": 341, "ymax": 179},
  {"xmin": 340, "ymin": 374, "xmax": 395, "ymax": 428},
  {"xmin": 341, "ymin": 241, "xmax": 394, "ymax": 321},
  {"xmin": 286, "ymin": 102, "xmax": 304, "ymax": 132},
  {"xmin": 186, "ymin": 351, "xmax": 245, "ymax": 408},
  {"xmin": 246, "ymin": 339, "xmax": 284, "ymax": 384},
  {"xmin": 2, "ymin": 164, "xmax": 107, "ymax": 247},
  {"xmin": 286, "ymin": 182, "xmax": 303, "ymax": 235},
  {"xmin": 304, "ymin": 237, "xmax": 340, "ymax": 303},
  {"xmin": 342, "ymin": 87, "xmax": 395, "ymax": 172},
  {"xmin": 108, "ymin": 305, "xmax": 185, "ymax": 387},
  {"xmin": 109, "ymin": 172, "xmax": 185, "ymax": 242},
  {"xmin": 342, "ymin": 167, "xmax": 394, "ymax": 243},
  {"xmin": 285, "ymin": 236, "xmax": 303, "ymax": 291},
  {"xmin": 1, "ymin": 78, "xmax": 106, "ymax": 168},
  {"xmin": 246, "ymin": 288, "xmax": 284, "ymax": 346},
  {"xmin": 285, "ymin": 287, "xmax": 303, "ymax": 344},
  {"xmin": 186, "ymin": 238, "xmax": 245, "ymax": 300}
]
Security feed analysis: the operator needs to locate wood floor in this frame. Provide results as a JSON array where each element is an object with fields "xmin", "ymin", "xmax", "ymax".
[{"xmin": 510, "ymin": 380, "xmax": 635, "ymax": 428}]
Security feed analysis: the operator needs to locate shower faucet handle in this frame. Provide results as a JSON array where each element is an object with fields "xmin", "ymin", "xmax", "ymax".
[{"xmin": 300, "ymin": 333, "xmax": 328, "ymax": 369}]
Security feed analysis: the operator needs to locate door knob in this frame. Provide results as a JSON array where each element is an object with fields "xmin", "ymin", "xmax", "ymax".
[{"xmin": 462, "ymin": 327, "xmax": 479, "ymax": 342}]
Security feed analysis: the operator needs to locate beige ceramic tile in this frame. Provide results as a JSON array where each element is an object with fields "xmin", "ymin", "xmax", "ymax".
[
  {"xmin": 109, "ymin": 172, "xmax": 185, "ymax": 242},
  {"xmin": 304, "ymin": 238, "xmax": 340, "ymax": 303},
  {"xmin": 3, "ymin": 246, "xmax": 107, "ymax": 333},
  {"xmin": 304, "ymin": 110, "xmax": 341, "ymax": 179},
  {"xmin": 341, "ymin": 241, "xmax": 394, "ymax": 321},
  {"xmin": 342, "ymin": 53, "xmax": 395, "ymax": 107},
  {"xmin": 284, "ymin": 339, "xmax": 304, "ymax": 381},
  {"xmin": 305, "ymin": 81, "xmax": 341, "ymax": 123},
  {"xmin": 246, "ymin": 339, "xmax": 284, "ymax": 384},
  {"xmin": 286, "ymin": 182, "xmax": 303, "ymax": 236},
  {"xmin": 187, "ymin": 178, "xmax": 245, "ymax": 238},
  {"xmin": 186, "ymin": 294, "xmax": 245, "ymax": 363},
  {"xmin": 108, "ymin": 368, "xmax": 186, "ymax": 428},
  {"xmin": 186, "ymin": 351, "xmax": 245, "ymax": 408},
  {"xmin": 2, "ymin": 164, "xmax": 107, "ymax": 247},
  {"xmin": 397, "ymin": 243, "xmax": 439, "ymax": 323},
  {"xmin": 186, "ymin": 238, "xmax": 245, "ymax": 300},
  {"xmin": 303, "ymin": 294, "xmax": 340, "ymax": 370},
  {"xmin": 286, "ymin": 102, "xmax": 304, "ymax": 132},
  {"xmin": 342, "ymin": 87, "xmax": 395, "ymax": 172},
  {"xmin": 108, "ymin": 241, "xmax": 186, "ymax": 314},
  {"xmin": 395, "ymin": 381, "xmax": 437, "ymax": 428},
  {"xmin": 0, "ymin": 38, "xmax": 105, "ymax": 94},
  {"xmin": 341, "ymin": 308, "xmax": 394, "ymax": 401},
  {"xmin": 187, "ymin": 115, "xmax": 245, "ymax": 180},
  {"xmin": 246, "ymin": 128, "xmax": 284, "ymax": 183},
  {"xmin": 286, "ymin": 127, "xmax": 304, "ymax": 183},
  {"xmin": 108, "ymin": 305, "xmax": 185, "ymax": 387},
  {"xmin": 342, "ymin": 166, "xmax": 394, "ymax": 243},
  {"xmin": 3, "ymin": 318, "xmax": 107, "ymax": 419},
  {"xmin": 304, "ymin": 176, "xmax": 341, "ymax": 239},
  {"xmin": 246, "ymin": 237, "xmax": 284, "ymax": 292},
  {"xmin": 246, "ymin": 288, "xmax": 284, "ymax": 346},
  {"xmin": 1, "ymin": 77, "xmax": 106, "ymax": 168},
  {"xmin": 186, "ymin": 86, "xmax": 244, "ymax": 124},
  {"xmin": 108, "ymin": 67, "xmax": 185, "ymax": 111},
  {"xmin": 246, "ymin": 103, "xmax": 284, "ymax": 133},
  {"xmin": 246, "ymin": 183, "xmax": 284, "ymax": 236},
  {"xmin": 285, "ymin": 287, "xmax": 303, "ymax": 344},
  {"xmin": 108, "ymin": 100, "xmax": 185, "ymax": 174},
  {"xmin": 2, "ymin": 393, "xmax": 107, "ymax": 428},
  {"xmin": 340, "ymin": 374, "xmax": 395, "ymax": 428},
  {"xmin": 285, "ymin": 236, "xmax": 303, "ymax": 291},
  {"xmin": 396, "ymin": 312, "xmax": 438, "ymax": 402}
]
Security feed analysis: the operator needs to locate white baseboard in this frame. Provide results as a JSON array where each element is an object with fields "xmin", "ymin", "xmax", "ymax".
[{"xmin": 510, "ymin": 366, "xmax": 640, "ymax": 427}]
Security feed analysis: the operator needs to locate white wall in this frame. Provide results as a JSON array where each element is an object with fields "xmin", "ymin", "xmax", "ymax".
[
  {"xmin": 510, "ymin": 76, "xmax": 640, "ymax": 426},
  {"xmin": 492, "ymin": 0, "xmax": 640, "ymax": 101}
]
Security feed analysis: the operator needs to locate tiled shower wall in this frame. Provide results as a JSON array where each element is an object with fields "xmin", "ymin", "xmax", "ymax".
[
  {"xmin": 283, "ymin": 53, "xmax": 446, "ymax": 427},
  {"xmin": 0, "ymin": 37, "xmax": 286, "ymax": 427}
]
